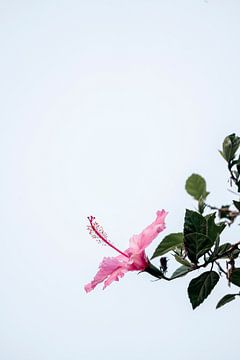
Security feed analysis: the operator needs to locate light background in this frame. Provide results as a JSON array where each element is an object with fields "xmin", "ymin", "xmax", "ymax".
[{"xmin": 1, "ymin": 1, "xmax": 240, "ymax": 359}]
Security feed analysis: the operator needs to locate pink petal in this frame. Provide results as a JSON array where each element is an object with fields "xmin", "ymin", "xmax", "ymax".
[
  {"xmin": 103, "ymin": 267, "xmax": 127, "ymax": 289},
  {"xmin": 127, "ymin": 250, "xmax": 148, "ymax": 270},
  {"xmin": 129, "ymin": 210, "xmax": 167, "ymax": 251},
  {"xmin": 84, "ymin": 256, "xmax": 128, "ymax": 293}
]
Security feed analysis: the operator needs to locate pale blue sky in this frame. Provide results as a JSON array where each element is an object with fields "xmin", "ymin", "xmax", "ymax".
[{"xmin": 1, "ymin": 1, "xmax": 240, "ymax": 359}]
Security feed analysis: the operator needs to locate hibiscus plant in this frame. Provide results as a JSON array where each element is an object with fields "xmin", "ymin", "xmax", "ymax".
[{"xmin": 85, "ymin": 133, "xmax": 240, "ymax": 310}]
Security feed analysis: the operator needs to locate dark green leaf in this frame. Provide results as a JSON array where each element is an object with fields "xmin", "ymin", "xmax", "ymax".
[
  {"xmin": 216, "ymin": 294, "xmax": 237, "ymax": 309},
  {"xmin": 188, "ymin": 271, "xmax": 220, "ymax": 309},
  {"xmin": 231, "ymin": 158, "xmax": 240, "ymax": 167},
  {"xmin": 184, "ymin": 210, "xmax": 225, "ymax": 264},
  {"xmin": 151, "ymin": 233, "xmax": 183, "ymax": 259},
  {"xmin": 184, "ymin": 210, "xmax": 208, "ymax": 264},
  {"xmin": 185, "ymin": 174, "xmax": 209, "ymax": 201},
  {"xmin": 237, "ymin": 154, "xmax": 240, "ymax": 174},
  {"xmin": 233, "ymin": 200, "xmax": 240, "ymax": 211},
  {"xmin": 171, "ymin": 265, "xmax": 191, "ymax": 279},
  {"xmin": 237, "ymin": 181, "xmax": 240, "ymax": 193},
  {"xmin": 184, "ymin": 210, "xmax": 206, "ymax": 235},
  {"xmin": 230, "ymin": 268, "xmax": 240, "ymax": 287},
  {"xmin": 184, "ymin": 233, "xmax": 211, "ymax": 264}
]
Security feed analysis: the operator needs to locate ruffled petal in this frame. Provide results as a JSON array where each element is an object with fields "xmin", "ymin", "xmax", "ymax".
[
  {"xmin": 103, "ymin": 267, "xmax": 127, "ymax": 289},
  {"xmin": 84, "ymin": 256, "xmax": 128, "ymax": 293},
  {"xmin": 129, "ymin": 210, "xmax": 167, "ymax": 251}
]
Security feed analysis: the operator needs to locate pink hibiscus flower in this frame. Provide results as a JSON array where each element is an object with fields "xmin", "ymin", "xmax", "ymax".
[{"xmin": 84, "ymin": 210, "xmax": 167, "ymax": 293}]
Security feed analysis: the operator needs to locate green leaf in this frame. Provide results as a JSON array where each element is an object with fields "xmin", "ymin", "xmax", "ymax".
[
  {"xmin": 205, "ymin": 213, "xmax": 225, "ymax": 242},
  {"xmin": 231, "ymin": 158, "xmax": 240, "ymax": 167},
  {"xmin": 221, "ymin": 133, "xmax": 240, "ymax": 162},
  {"xmin": 219, "ymin": 150, "xmax": 225, "ymax": 160},
  {"xmin": 222, "ymin": 136, "xmax": 233, "ymax": 162},
  {"xmin": 216, "ymin": 294, "xmax": 237, "ymax": 309},
  {"xmin": 185, "ymin": 174, "xmax": 209, "ymax": 201},
  {"xmin": 184, "ymin": 210, "xmax": 206, "ymax": 235},
  {"xmin": 184, "ymin": 233, "xmax": 211, "ymax": 264},
  {"xmin": 171, "ymin": 265, "xmax": 191, "ymax": 279},
  {"xmin": 174, "ymin": 254, "xmax": 192, "ymax": 267},
  {"xmin": 237, "ymin": 155, "xmax": 240, "ymax": 174},
  {"xmin": 216, "ymin": 242, "xmax": 232, "ymax": 257},
  {"xmin": 237, "ymin": 180, "xmax": 240, "ymax": 193},
  {"xmin": 183, "ymin": 210, "xmax": 225, "ymax": 264},
  {"xmin": 151, "ymin": 233, "xmax": 183, "ymax": 259},
  {"xmin": 184, "ymin": 210, "xmax": 209, "ymax": 263},
  {"xmin": 230, "ymin": 268, "xmax": 240, "ymax": 287},
  {"xmin": 188, "ymin": 271, "xmax": 220, "ymax": 309}
]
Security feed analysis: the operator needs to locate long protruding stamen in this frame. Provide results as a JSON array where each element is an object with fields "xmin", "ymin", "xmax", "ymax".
[{"xmin": 87, "ymin": 216, "xmax": 128, "ymax": 258}]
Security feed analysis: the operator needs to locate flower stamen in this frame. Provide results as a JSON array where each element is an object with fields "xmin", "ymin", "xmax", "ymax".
[{"xmin": 87, "ymin": 216, "xmax": 128, "ymax": 258}]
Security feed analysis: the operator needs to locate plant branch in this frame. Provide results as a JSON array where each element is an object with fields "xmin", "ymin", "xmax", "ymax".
[{"xmin": 147, "ymin": 240, "xmax": 240, "ymax": 282}]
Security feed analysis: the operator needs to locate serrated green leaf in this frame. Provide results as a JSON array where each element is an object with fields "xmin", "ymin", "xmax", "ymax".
[
  {"xmin": 188, "ymin": 271, "xmax": 220, "ymax": 309},
  {"xmin": 230, "ymin": 268, "xmax": 240, "ymax": 287},
  {"xmin": 184, "ymin": 233, "xmax": 211, "ymax": 264},
  {"xmin": 185, "ymin": 174, "xmax": 209, "ymax": 201},
  {"xmin": 216, "ymin": 294, "xmax": 237, "ymax": 309},
  {"xmin": 184, "ymin": 210, "xmax": 210, "ymax": 264},
  {"xmin": 171, "ymin": 265, "xmax": 191, "ymax": 279},
  {"xmin": 184, "ymin": 210, "xmax": 206, "ymax": 235},
  {"xmin": 184, "ymin": 210, "xmax": 225, "ymax": 264},
  {"xmin": 151, "ymin": 233, "xmax": 183, "ymax": 259}
]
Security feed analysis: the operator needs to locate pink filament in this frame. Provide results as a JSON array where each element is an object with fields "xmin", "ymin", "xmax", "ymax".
[{"xmin": 88, "ymin": 216, "xmax": 129, "ymax": 258}]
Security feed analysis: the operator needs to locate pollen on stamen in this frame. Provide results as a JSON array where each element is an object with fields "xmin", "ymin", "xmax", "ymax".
[{"xmin": 87, "ymin": 217, "xmax": 109, "ymax": 246}]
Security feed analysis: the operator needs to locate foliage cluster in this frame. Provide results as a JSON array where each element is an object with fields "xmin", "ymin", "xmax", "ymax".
[{"xmin": 148, "ymin": 134, "xmax": 240, "ymax": 309}]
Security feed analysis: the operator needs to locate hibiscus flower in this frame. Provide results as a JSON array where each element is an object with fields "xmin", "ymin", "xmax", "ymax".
[{"xmin": 84, "ymin": 210, "xmax": 167, "ymax": 292}]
